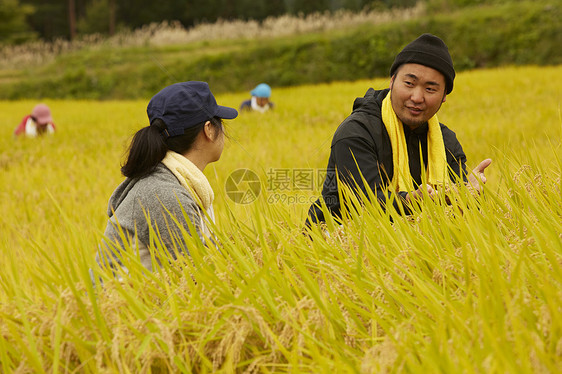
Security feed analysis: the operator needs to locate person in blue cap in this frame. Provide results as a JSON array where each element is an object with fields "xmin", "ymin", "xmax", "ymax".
[
  {"xmin": 96, "ymin": 81, "xmax": 238, "ymax": 277},
  {"xmin": 240, "ymin": 83, "xmax": 274, "ymax": 113}
]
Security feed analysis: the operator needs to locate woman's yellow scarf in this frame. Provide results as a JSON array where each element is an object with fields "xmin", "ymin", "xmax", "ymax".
[
  {"xmin": 381, "ymin": 92, "xmax": 447, "ymax": 192},
  {"xmin": 161, "ymin": 151, "xmax": 214, "ymax": 211}
]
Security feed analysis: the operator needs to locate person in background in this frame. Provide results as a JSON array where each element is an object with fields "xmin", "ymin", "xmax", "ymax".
[
  {"xmin": 307, "ymin": 33, "xmax": 492, "ymax": 226},
  {"xmin": 14, "ymin": 103, "xmax": 56, "ymax": 137},
  {"xmin": 240, "ymin": 83, "xmax": 274, "ymax": 113},
  {"xmin": 96, "ymin": 81, "xmax": 238, "ymax": 276}
]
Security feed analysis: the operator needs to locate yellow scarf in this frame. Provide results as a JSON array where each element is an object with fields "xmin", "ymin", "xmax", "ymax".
[
  {"xmin": 161, "ymin": 151, "xmax": 214, "ymax": 211},
  {"xmin": 381, "ymin": 92, "xmax": 447, "ymax": 192}
]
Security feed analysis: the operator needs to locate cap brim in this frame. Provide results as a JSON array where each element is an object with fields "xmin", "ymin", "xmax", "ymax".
[
  {"xmin": 216, "ymin": 105, "xmax": 238, "ymax": 120},
  {"xmin": 36, "ymin": 115, "xmax": 53, "ymax": 125}
]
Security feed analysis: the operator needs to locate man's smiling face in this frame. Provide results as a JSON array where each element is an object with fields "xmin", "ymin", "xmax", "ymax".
[{"xmin": 389, "ymin": 63, "xmax": 447, "ymax": 129}]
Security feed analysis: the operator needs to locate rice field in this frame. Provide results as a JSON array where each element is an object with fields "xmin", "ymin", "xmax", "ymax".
[{"xmin": 0, "ymin": 65, "xmax": 561, "ymax": 372}]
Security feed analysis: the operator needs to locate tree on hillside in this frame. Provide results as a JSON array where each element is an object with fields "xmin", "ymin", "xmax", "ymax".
[
  {"xmin": 109, "ymin": 0, "xmax": 115, "ymax": 34},
  {"xmin": 16, "ymin": 0, "xmax": 427, "ymax": 41},
  {"xmin": 0, "ymin": 0, "xmax": 36, "ymax": 44},
  {"xmin": 78, "ymin": 0, "xmax": 109, "ymax": 35},
  {"xmin": 228, "ymin": 0, "xmax": 285, "ymax": 20},
  {"xmin": 22, "ymin": 0, "xmax": 83, "ymax": 40},
  {"xmin": 117, "ymin": 0, "xmax": 188, "ymax": 29},
  {"xmin": 68, "ymin": 0, "xmax": 76, "ymax": 39}
]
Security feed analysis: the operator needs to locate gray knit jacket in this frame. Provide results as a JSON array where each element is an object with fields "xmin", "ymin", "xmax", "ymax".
[{"xmin": 97, "ymin": 163, "xmax": 207, "ymax": 273}]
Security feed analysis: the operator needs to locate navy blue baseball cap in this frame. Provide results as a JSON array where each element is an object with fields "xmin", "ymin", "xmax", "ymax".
[{"xmin": 147, "ymin": 81, "xmax": 238, "ymax": 137}]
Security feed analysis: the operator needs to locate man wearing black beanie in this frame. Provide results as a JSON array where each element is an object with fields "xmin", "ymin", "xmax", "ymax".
[{"xmin": 307, "ymin": 33, "xmax": 492, "ymax": 225}]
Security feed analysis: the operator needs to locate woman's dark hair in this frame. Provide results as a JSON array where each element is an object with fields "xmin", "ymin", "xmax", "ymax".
[{"xmin": 121, "ymin": 116, "xmax": 224, "ymax": 179}]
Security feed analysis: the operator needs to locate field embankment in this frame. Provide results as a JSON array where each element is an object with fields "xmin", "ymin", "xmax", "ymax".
[{"xmin": 0, "ymin": 0, "xmax": 560, "ymax": 99}]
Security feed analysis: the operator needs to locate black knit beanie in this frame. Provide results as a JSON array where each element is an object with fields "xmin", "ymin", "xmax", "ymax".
[{"xmin": 389, "ymin": 33, "xmax": 455, "ymax": 94}]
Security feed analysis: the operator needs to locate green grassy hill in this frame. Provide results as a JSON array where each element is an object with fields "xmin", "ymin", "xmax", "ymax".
[{"xmin": 0, "ymin": 0, "xmax": 560, "ymax": 99}]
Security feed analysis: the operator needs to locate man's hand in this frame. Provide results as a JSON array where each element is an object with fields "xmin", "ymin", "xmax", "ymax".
[
  {"xmin": 468, "ymin": 158, "xmax": 492, "ymax": 193},
  {"xmin": 406, "ymin": 184, "xmax": 438, "ymax": 203},
  {"xmin": 405, "ymin": 158, "xmax": 492, "ymax": 203}
]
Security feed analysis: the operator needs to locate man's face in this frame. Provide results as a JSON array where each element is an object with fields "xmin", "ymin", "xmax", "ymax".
[{"xmin": 389, "ymin": 63, "xmax": 447, "ymax": 129}]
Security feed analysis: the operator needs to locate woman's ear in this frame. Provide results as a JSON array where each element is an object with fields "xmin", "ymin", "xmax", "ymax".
[{"xmin": 203, "ymin": 121, "xmax": 215, "ymax": 141}]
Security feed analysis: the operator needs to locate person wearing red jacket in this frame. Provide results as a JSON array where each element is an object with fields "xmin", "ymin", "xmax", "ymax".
[{"xmin": 14, "ymin": 104, "xmax": 56, "ymax": 137}]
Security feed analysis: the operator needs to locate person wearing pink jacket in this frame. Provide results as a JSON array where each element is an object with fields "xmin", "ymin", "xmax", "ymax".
[{"xmin": 14, "ymin": 104, "xmax": 56, "ymax": 138}]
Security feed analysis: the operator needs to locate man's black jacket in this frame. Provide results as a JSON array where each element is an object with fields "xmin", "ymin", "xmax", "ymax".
[{"xmin": 307, "ymin": 88, "xmax": 468, "ymax": 224}]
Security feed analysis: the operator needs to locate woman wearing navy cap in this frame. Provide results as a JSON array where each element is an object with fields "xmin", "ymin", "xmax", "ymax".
[{"xmin": 96, "ymin": 81, "xmax": 237, "ymax": 277}]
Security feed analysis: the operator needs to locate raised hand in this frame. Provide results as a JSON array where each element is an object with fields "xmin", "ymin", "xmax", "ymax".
[{"xmin": 468, "ymin": 158, "xmax": 492, "ymax": 193}]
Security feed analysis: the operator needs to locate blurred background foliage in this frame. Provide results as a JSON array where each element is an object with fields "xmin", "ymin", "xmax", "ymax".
[
  {"xmin": 5, "ymin": 0, "xmax": 408, "ymax": 41},
  {"xmin": 0, "ymin": 0, "xmax": 560, "ymax": 99},
  {"xmin": 1, "ymin": 0, "xmax": 542, "ymax": 43}
]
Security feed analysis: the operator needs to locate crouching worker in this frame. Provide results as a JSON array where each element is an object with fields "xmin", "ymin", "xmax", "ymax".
[
  {"xmin": 95, "ymin": 81, "xmax": 237, "ymax": 279},
  {"xmin": 239, "ymin": 83, "xmax": 274, "ymax": 113},
  {"xmin": 14, "ymin": 103, "xmax": 56, "ymax": 138}
]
